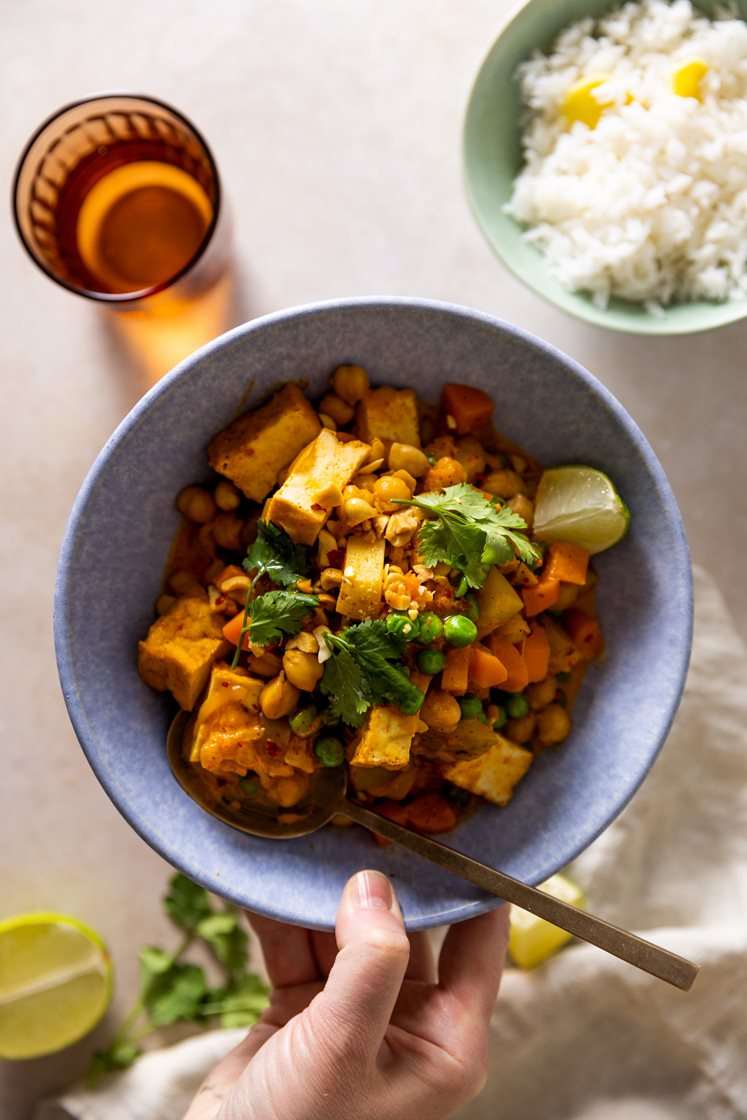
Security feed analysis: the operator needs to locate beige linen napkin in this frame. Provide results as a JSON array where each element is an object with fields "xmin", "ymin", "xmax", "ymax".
[{"xmin": 37, "ymin": 566, "xmax": 747, "ymax": 1120}]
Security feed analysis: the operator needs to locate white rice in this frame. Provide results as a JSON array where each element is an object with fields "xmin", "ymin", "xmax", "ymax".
[{"xmin": 506, "ymin": 0, "xmax": 747, "ymax": 310}]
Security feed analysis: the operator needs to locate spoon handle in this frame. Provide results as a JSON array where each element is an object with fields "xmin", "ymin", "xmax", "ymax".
[{"xmin": 342, "ymin": 799, "xmax": 698, "ymax": 992}]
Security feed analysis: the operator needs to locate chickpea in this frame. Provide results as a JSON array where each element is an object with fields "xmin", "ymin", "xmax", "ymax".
[
  {"xmin": 508, "ymin": 493, "xmax": 534, "ymax": 527},
  {"xmin": 537, "ymin": 703, "xmax": 572, "ymax": 746},
  {"xmin": 260, "ymin": 673, "xmax": 300, "ymax": 719},
  {"xmin": 319, "ymin": 393, "xmax": 354, "ymax": 426},
  {"xmin": 505, "ymin": 713, "xmax": 536, "ymax": 744},
  {"xmin": 214, "ymin": 480, "xmax": 241, "ymax": 511},
  {"xmin": 344, "ymin": 496, "xmax": 377, "ymax": 525},
  {"xmin": 526, "ymin": 676, "xmax": 557, "ymax": 711},
  {"xmin": 332, "ymin": 364, "xmax": 369, "ymax": 405},
  {"xmin": 482, "ymin": 470, "xmax": 527, "ymax": 499},
  {"xmin": 169, "ymin": 570, "xmax": 199, "ymax": 594},
  {"xmin": 420, "ymin": 690, "xmax": 462, "ymax": 733},
  {"xmin": 455, "ymin": 437, "xmax": 487, "ymax": 481},
  {"xmin": 283, "ymin": 649, "xmax": 324, "ymax": 691},
  {"xmin": 177, "ymin": 486, "xmax": 216, "ymax": 524},
  {"xmin": 423, "ymin": 457, "xmax": 468, "ymax": 492},
  {"xmin": 155, "ymin": 593, "xmax": 176, "ymax": 616},
  {"xmin": 213, "ymin": 513, "xmax": 243, "ymax": 552},
  {"xmin": 373, "ymin": 475, "xmax": 412, "ymax": 510},
  {"xmin": 388, "ymin": 442, "xmax": 429, "ymax": 478}
]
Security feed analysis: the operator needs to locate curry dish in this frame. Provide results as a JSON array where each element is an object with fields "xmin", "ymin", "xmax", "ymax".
[{"xmin": 138, "ymin": 367, "xmax": 606, "ymax": 837}]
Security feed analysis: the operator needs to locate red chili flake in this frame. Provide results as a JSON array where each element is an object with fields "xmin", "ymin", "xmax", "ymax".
[
  {"xmin": 328, "ymin": 549, "xmax": 344, "ymax": 567},
  {"xmin": 266, "ymin": 741, "xmax": 281, "ymax": 758},
  {"xmin": 311, "ymin": 503, "xmax": 325, "ymax": 512},
  {"xmin": 221, "ymin": 680, "xmax": 230, "ymax": 688}
]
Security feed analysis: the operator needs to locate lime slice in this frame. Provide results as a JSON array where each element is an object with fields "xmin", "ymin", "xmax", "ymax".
[
  {"xmin": 532, "ymin": 465, "xmax": 630, "ymax": 555},
  {"xmin": 0, "ymin": 912, "xmax": 112, "ymax": 1059},
  {"xmin": 509, "ymin": 873, "xmax": 586, "ymax": 969}
]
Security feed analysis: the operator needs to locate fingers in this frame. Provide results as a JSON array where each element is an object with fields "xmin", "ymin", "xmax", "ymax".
[
  {"xmin": 313, "ymin": 870, "xmax": 410, "ymax": 1058},
  {"xmin": 438, "ymin": 904, "xmax": 510, "ymax": 1023},
  {"xmin": 246, "ymin": 911, "xmax": 336, "ymax": 988},
  {"xmin": 405, "ymin": 930, "xmax": 437, "ymax": 984}
]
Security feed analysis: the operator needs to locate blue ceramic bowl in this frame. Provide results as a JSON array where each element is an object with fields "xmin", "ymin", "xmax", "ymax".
[{"xmin": 55, "ymin": 297, "xmax": 692, "ymax": 930}]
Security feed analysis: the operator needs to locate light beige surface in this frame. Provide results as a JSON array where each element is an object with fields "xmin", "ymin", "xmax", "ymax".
[{"xmin": 1, "ymin": 1, "xmax": 745, "ymax": 1116}]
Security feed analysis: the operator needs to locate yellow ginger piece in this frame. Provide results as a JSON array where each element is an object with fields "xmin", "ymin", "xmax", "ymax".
[
  {"xmin": 562, "ymin": 73, "xmax": 614, "ymax": 128},
  {"xmin": 443, "ymin": 733, "xmax": 532, "ymax": 806},
  {"xmin": 208, "ymin": 383, "xmax": 321, "ymax": 502},
  {"xmin": 356, "ymin": 386, "xmax": 421, "ymax": 447},
  {"xmin": 267, "ymin": 428, "xmax": 371, "ymax": 544},
  {"xmin": 508, "ymin": 873, "xmax": 586, "ymax": 969},
  {"xmin": 336, "ymin": 536, "xmax": 386, "ymax": 620},
  {"xmin": 672, "ymin": 57, "xmax": 708, "ymax": 100},
  {"xmin": 137, "ymin": 590, "xmax": 230, "ymax": 711}
]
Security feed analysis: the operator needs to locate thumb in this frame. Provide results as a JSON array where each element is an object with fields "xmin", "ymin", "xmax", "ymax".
[{"xmin": 315, "ymin": 870, "xmax": 410, "ymax": 1059}]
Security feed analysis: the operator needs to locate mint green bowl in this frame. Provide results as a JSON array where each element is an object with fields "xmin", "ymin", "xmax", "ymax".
[{"xmin": 463, "ymin": 0, "xmax": 747, "ymax": 335}]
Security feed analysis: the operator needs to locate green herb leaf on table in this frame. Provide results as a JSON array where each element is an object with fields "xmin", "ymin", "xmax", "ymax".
[
  {"xmin": 321, "ymin": 619, "xmax": 423, "ymax": 727},
  {"xmin": 145, "ymin": 962, "xmax": 208, "ymax": 1028},
  {"xmin": 201, "ymin": 973, "xmax": 271, "ymax": 1029},
  {"xmin": 243, "ymin": 520, "xmax": 310, "ymax": 588},
  {"xmin": 195, "ymin": 910, "xmax": 248, "ymax": 977},
  {"xmin": 396, "ymin": 483, "xmax": 542, "ymax": 588},
  {"xmin": 163, "ymin": 874, "xmax": 212, "ymax": 931},
  {"xmin": 246, "ymin": 590, "xmax": 319, "ymax": 647}
]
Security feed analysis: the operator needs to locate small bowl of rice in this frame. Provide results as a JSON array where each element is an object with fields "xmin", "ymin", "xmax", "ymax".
[{"xmin": 464, "ymin": 0, "xmax": 747, "ymax": 333}]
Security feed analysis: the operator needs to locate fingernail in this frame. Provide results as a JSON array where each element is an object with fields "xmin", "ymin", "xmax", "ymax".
[{"xmin": 350, "ymin": 869, "xmax": 396, "ymax": 912}]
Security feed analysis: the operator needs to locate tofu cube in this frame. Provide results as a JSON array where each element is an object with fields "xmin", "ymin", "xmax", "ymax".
[
  {"xmin": 190, "ymin": 663, "xmax": 265, "ymax": 762},
  {"xmin": 336, "ymin": 536, "xmax": 386, "ymax": 620},
  {"xmin": 350, "ymin": 705, "xmax": 428, "ymax": 770},
  {"xmin": 208, "ymin": 384, "xmax": 321, "ymax": 502},
  {"xmin": 266, "ymin": 428, "xmax": 370, "ymax": 544},
  {"xmin": 356, "ymin": 387, "xmax": 421, "ymax": 447},
  {"xmin": 443, "ymin": 734, "xmax": 533, "ymax": 806},
  {"xmin": 137, "ymin": 591, "xmax": 230, "ymax": 711}
]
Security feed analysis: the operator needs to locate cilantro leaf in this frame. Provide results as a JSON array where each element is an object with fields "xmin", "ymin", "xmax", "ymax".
[
  {"xmin": 163, "ymin": 874, "xmax": 212, "ymax": 932},
  {"xmin": 243, "ymin": 520, "xmax": 310, "ymax": 588},
  {"xmin": 146, "ymin": 962, "xmax": 208, "ymax": 1027},
  {"xmin": 196, "ymin": 911, "xmax": 248, "ymax": 978},
  {"xmin": 201, "ymin": 974, "xmax": 270, "ymax": 1029},
  {"xmin": 87, "ymin": 1040, "xmax": 143, "ymax": 1084},
  {"xmin": 320, "ymin": 646, "xmax": 370, "ymax": 728},
  {"xmin": 246, "ymin": 590, "xmax": 318, "ymax": 647},
  {"xmin": 397, "ymin": 484, "xmax": 542, "ymax": 588}
]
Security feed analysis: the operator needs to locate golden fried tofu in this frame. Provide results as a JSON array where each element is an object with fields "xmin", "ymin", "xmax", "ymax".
[
  {"xmin": 208, "ymin": 384, "xmax": 321, "ymax": 502},
  {"xmin": 137, "ymin": 591, "xmax": 230, "ymax": 711},
  {"xmin": 356, "ymin": 387, "xmax": 421, "ymax": 447},
  {"xmin": 414, "ymin": 717, "xmax": 497, "ymax": 764},
  {"xmin": 266, "ymin": 428, "xmax": 370, "ymax": 544},
  {"xmin": 350, "ymin": 704, "xmax": 428, "ymax": 770},
  {"xmin": 443, "ymin": 734, "xmax": 533, "ymax": 807},
  {"xmin": 336, "ymin": 536, "xmax": 386, "ymax": 620},
  {"xmin": 190, "ymin": 663, "xmax": 265, "ymax": 761}
]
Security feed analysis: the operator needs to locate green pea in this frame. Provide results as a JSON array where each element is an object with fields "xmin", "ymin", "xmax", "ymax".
[
  {"xmin": 418, "ymin": 612, "xmax": 444, "ymax": 644},
  {"xmin": 492, "ymin": 706, "xmax": 507, "ymax": 730},
  {"xmin": 314, "ymin": 736, "xmax": 345, "ymax": 767},
  {"xmin": 506, "ymin": 694, "xmax": 530, "ymax": 719},
  {"xmin": 417, "ymin": 648, "xmax": 446, "ymax": 675},
  {"xmin": 444, "ymin": 614, "xmax": 478, "ymax": 648},
  {"xmin": 289, "ymin": 706, "xmax": 319, "ymax": 737},
  {"xmin": 454, "ymin": 574, "xmax": 469, "ymax": 599},
  {"xmin": 239, "ymin": 776, "xmax": 259, "ymax": 795},
  {"xmin": 463, "ymin": 593, "xmax": 479, "ymax": 623},
  {"xmin": 386, "ymin": 610, "xmax": 419, "ymax": 641},
  {"xmin": 459, "ymin": 694, "xmax": 483, "ymax": 720}
]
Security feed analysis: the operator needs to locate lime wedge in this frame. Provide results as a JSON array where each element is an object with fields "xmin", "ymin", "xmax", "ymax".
[
  {"xmin": 532, "ymin": 465, "xmax": 630, "ymax": 555},
  {"xmin": 0, "ymin": 912, "xmax": 112, "ymax": 1059},
  {"xmin": 508, "ymin": 873, "xmax": 586, "ymax": 969}
]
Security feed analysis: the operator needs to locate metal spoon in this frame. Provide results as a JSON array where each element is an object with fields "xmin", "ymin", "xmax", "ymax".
[{"xmin": 168, "ymin": 714, "xmax": 698, "ymax": 991}]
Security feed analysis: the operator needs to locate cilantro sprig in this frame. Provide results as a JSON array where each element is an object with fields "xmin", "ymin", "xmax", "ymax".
[
  {"xmin": 320, "ymin": 619, "xmax": 424, "ymax": 728},
  {"xmin": 231, "ymin": 521, "xmax": 316, "ymax": 665},
  {"xmin": 87, "ymin": 874, "xmax": 269, "ymax": 1083},
  {"xmin": 394, "ymin": 483, "xmax": 542, "ymax": 590}
]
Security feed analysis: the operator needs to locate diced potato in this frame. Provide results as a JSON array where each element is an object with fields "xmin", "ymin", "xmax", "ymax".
[
  {"xmin": 476, "ymin": 567, "xmax": 524, "ymax": 638},
  {"xmin": 190, "ymin": 663, "xmax": 265, "ymax": 761},
  {"xmin": 350, "ymin": 705, "xmax": 428, "ymax": 770},
  {"xmin": 336, "ymin": 536, "xmax": 386, "ymax": 620},
  {"xmin": 356, "ymin": 387, "xmax": 421, "ymax": 447},
  {"xmin": 266, "ymin": 429, "xmax": 371, "ymax": 544},
  {"xmin": 137, "ymin": 590, "xmax": 230, "ymax": 711},
  {"xmin": 208, "ymin": 384, "xmax": 321, "ymax": 502},
  {"xmin": 443, "ymin": 734, "xmax": 533, "ymax": 806}
]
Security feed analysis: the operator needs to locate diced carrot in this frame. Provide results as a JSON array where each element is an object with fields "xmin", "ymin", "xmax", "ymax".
[
  {"xmin": 564, "ymin": 609, "xmax": 604, "ymax": 660},
  {"xmin": 222, "ymin": 611, "xmax": 251, "ymax": 651},
  {"xmin": 442, "ymin": 383, "xmax": 494, "ymax": 435},
  {"xmin": 522, "ymin": 625, "xmax": 551, "ymax": 683},
  {"xmin": 543, "ymin": 541, "xmax": 590, "ymax": 586},
  {"xmin": 441, "ymin": 646, "xmax": 472, "ymax": 694},
  {"xmin": 404, "ymin": 793, "xmax": 458, "ymax": 835},
  {"xmin": 468, "ymin": 643, "xmax": 509, "ymax": 688},
  {"xmin": 369, "ymin": 799, "xmax": 410, "ymax": 846},
  {"xmin": 485, "ymin": 634, "xmax": 529, "ymax": 692},
  {"xmin": 522, "ymin": 578, "xmax": 560, "ymax": 617}
]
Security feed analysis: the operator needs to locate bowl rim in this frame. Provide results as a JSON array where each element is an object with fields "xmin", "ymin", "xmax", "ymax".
[
  {"xmin": 462, "ymin": 0, "xmax": 747, "ymax": 335},
  {"xmin": 54, "ymin": 295, "xmax": 694, "ymax": 927}
]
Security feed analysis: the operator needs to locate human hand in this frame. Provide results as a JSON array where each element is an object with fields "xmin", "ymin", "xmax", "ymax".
[{"xmin": 184, "ymin": 869, "xmax": 509, "ymax": 1120}]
